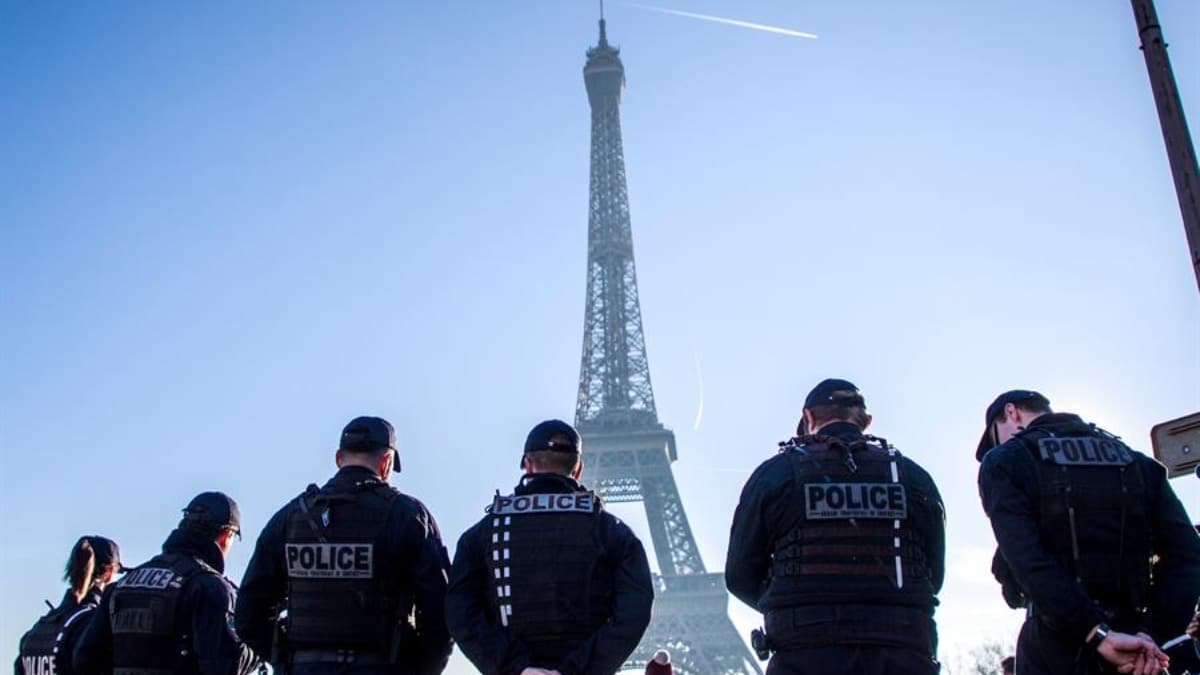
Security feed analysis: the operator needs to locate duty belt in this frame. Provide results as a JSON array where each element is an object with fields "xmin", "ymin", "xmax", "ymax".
[{"xmin": 290, "ymin": 650, "xmax": 390, "ymax": 665}]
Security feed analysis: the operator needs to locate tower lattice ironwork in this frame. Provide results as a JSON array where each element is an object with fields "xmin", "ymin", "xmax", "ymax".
[{"xmin": 574, "ymin": 17, "xmax": 761, "ymax": 675}]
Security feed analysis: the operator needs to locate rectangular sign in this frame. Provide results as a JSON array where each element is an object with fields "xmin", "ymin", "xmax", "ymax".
[
  {"xmin": 285, "ymin": 543, "xmax": 373, "ymax": 579},
  {"xmin": 804, "ymin": 483, "xmax": 907, "ymax": 520},
  {"xmin": 1037, "ymin": 437, "xmax": 1133, "ymax": 466},
  {"xmin": 118, "ymin": 567, "xmax": 177, "ymax": 590},
  {"xmin": 491, "ymin": 492, "xmax": 596, "ymax": 515}
]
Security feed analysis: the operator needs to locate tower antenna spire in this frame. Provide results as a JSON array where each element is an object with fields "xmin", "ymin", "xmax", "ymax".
[{"xmin": 598, "ymin": 0, "xmax": 608, "ymax": 46}]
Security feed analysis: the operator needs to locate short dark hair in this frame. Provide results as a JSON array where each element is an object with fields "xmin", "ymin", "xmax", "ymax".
[
  {"xmin": 987, "ymin": 392, "xmax": 1051, "ymax": 425},
  {"xmin": 807, "ymin": 389, "xmax": 869, "ymax": 429}
]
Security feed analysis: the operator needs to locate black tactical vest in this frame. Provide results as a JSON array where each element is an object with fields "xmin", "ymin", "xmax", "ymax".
[
  {"xmin": 19, "ymin": 599, "xmax": 96, "ymax": 675},
  {"xmin": 768, "ymin": 436, "xmax": 934, "ymax": 609},
  {"xmin": 1016, "ymin": 424, "xmax": 1151, "ymax": 619},
  {"xmin": 283, "ymin": 479, "xmax": 406, "ymax": 652},
  {"xmin": 486, "ymin": 488, "xmax": 613, "ymax": 662},
  {"xmin": 109, "ymin": 554, "xmax": 213, "ymax": 675}
]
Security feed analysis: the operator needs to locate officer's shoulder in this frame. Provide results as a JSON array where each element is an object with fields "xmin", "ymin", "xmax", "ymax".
[{"xmin": 980, "ymin": 439, "xmax": 1027, "ymax": 471}]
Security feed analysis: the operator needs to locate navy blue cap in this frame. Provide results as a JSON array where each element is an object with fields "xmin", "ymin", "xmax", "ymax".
[
  {"xmin": 182, "ymin": 491, "xmax": 241, "ymax": 534},
  {"xmin": 803, "ymin": 378, "xmax": 864, "ymax": 409},
  {"xmin": 976, "ymin": 390, "xmax": 1050, "ymax": 461},
  {"xmin": 522, "ymin": 419, "xmax": 580, "ymax": 468},
  {"xmin": 82, "ymin": 536, "xmax": 123, "ymax": 572},
  {"xmin": 340, "ymin": 416, "xmax": 400, "ymax": 471}
]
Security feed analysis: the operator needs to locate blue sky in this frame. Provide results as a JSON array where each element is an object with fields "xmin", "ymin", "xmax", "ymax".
[{"xmin": 2, "ymin": 0, "xmax": 1198, "ymax": 670}]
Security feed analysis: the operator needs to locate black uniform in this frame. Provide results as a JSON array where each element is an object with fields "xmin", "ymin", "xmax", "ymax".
[
  {"xmin": 978, "ymin": 412, "xmax": 1200, "ymax": 675},
  {"xmin": 726, "ymin": 422, "xmax": 946, "ymax": 675},
  {"xmin": 15, "ymin": 588, "xmax": 102, "ymax": 675},
  {"xmin": 446, "ymin": 473, "xmax": 654, "ymax": 675},
  {"xmin": 235, "ymin": 466, "xmax": 453, "ymax": 675},
  {"xmin": 73, "ymin": 528, "xmax": 260, "ymax": 675}
]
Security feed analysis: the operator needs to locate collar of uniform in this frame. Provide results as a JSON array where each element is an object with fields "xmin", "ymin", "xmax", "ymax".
[
  {"xmin": 328, "ymin": 465, "xmax": 384, "ymax": 487},
  {"xmin": 811, "ymin": 421, "xmax": 864, "ymax": 442},
  {"xmin": 514, "ymin": 473, "xmax": 583, "ymax": 495},
  {"xmin": 161, "ymin": 527, "xmax": 226, "ymax": 574},
  {"xmin": 1022, "ymin": 412, "xmax": 1089, "ymax": 435}
]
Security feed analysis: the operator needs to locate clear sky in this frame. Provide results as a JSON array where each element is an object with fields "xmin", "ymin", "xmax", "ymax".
[{"xmin": 2, "ymin": 0, "xmax": 1198, "ymax": 671}]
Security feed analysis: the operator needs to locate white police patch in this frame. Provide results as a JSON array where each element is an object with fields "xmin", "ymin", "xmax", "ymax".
[
  {"xmin": 21, "ymin": 656, "xmax": 55, "ymax": 675},
  {"xmin": 1037, "ymin": 437, "xmax": 1133, "ymax": 466},
  {"xmin": 804, "ymin": 483, "xmax": 907, "ymax": 520},
  {"xmin": 490, "ymin": 492, "xmax": 597, "ymax": 515},
  {"xmin": 285, "ymin": 543, "xmax": 373, "ymax": 579},
  {"xmin": 118, "ymin": 567, "xmax": 177, "ymax": 590}
]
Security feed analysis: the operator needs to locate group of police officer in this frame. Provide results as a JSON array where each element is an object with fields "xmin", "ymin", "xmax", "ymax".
[{"xmin": 15, "ymin": 380, "xmax": 1200, "ymax": 675}]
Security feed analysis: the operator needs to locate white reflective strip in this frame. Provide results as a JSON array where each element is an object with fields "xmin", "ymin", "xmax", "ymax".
[
  {"xmin": 496, "ymin": 586, "xmax": 506, "ymax": 597},
  {"xmin": 492, "ymin": 518, "xmax": 499, "ymax": 527},
  {"xmin": 492, "ymin": 533, "xmax": 498, "ymax": 543},
  {"xmin": 503, "ymin": 566, "xmax": 511, "ymax": 578},
  {"xmin": 504, "ymin": 516, "xmax": 511, "ymax": 526},
  {"xmin": 499, "ymin": 605, "xmax": 509, "ymax": 627},
  {"xmin": 504, "ymin": 584, "xmax": 511, "ymax": 597},
  {"xmin": 895, "ymin": 556, "xmax": 904, "ymax": 589},
  {"xmin": 503, "ymin": 531, "xmax": 510, "ymax": 542},
  {"xmin": 503, "ymin": 549, "xmax": 510, "ymax": 560},
  {"xmin": 890, "ymin": 461, "xmax": 899, "ymax": 482},
  {"xmin": 894, "ymin": 536, "xmax": 901, "ymax": 546},
  {"xmin": 493, "ymin": 569, "xmax": 501, "ymax": 579},
  {"xmin": 492, "ymin": 550, "xmax": 499, "ymax": 561}
]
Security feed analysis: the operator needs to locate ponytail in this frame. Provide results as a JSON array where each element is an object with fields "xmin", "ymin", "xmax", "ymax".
[{"xmin": 64, "ymin": 537, "xmax": 96, "ymax": 601}]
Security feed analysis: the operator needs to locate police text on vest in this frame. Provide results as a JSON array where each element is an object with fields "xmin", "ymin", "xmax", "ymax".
[
  {"xmin": 286, "ymin": 543, "xmax": 374, "ymax": 579},
  {"xmin": 804, "ymin": 483, "xmax": 908, "ymax": 519},
  {"xmin": 1037, "ymin": 437, "xmax": 1133, "ymax": 466}
]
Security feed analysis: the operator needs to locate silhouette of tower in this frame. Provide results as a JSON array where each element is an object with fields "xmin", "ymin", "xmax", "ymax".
[{"xmin": 575, "ymin": 15, "xmax": 761, "ymax": 675}]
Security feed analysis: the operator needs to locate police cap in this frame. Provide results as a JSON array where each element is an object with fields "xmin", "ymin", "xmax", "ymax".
[
  {"xmin": 803, "ymin": 378, "xmax": 864, "ymax": 410},
  {"xmin": 181, "ymin": 491, "xmax": 241, "ymax": 536},
  {"xmin": 522, "ymin": 419, "xmax": 580, "ymax": 468},
  {"xmin": 975, "ymin": 389, "xmax": 1050, "ymax": 461},
  {"xmin": 339, "ymin": 416, "xmax": 400, "ymax": 472}
]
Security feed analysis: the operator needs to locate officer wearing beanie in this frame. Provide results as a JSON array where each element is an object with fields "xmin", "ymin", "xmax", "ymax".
[
  {"xmin": 235, "ymin": 416, "xmax": 453, "ymax": 675},
  {"xmin": 726, "ymin": 379, "xmax": 946, "ymax": 675},
  {"xmin": 446, "ymin": 419, "xmax": 653, "ymax": 675},
  {"xmin": 975, "ymin": 390, "xmax": 1200, "ymax": 675},
  {"xmin": 74, "ymin": 492, "xmax": 260, "ymax": 675},
  {"xmin": 16, "ymin": 536, "xmax": 122, "ymax": 675}
]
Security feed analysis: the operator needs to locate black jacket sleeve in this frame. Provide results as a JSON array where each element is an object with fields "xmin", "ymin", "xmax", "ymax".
[
  {"xmin": 394, "ymin": 498, "xmax": 454, "ymax": 675},
  {"xmin": 905, "ymin": 459, "xmax": 946, "ymax": 594},
  {"xmin": 1145, "ymin": 460, "xmax": 1200, "ymax": 640},
  {"xmin": 189, "ymin": 575, "xmax": 262, "ymax": 675},
  {"xmin": 979, "ymin": 446, "xmax": 1104, "ymax": 641},
  {"xmin": 725, "ymin": 458, "xmax": 788, "ymax": 612},
  {"xmin": 72, "ymin": 588, "xmax": 114, "ymax": 675},
  {"xmin": 234, "ymin": 506, "xmax": 290, "ymax": 658},
  {"xmin": 991, "ymin": 548, "xmax": 1027, "ymax": 609},
  {"xmin": 558, "ymin": 518, "xmax": 653, "ymax": 675},
  {"xmin": 446, "ymin": 522, "xmax": 531, "ymax": 675}
]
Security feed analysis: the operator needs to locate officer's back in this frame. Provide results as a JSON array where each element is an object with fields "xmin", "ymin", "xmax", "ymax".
[
  {"xmin": 726, "ymin": 379, "xmax": 945, "ymax": 675},
  {"xmin": 73, "ymin": 492, "xmax": 259, "ymax": 675},
  {"xmin": 235, "ymin": 416, "xmax": 453, "ymax": 675},
  {"xmin": 445, "ymin": 419, "xmax": 654, "ymax": 675}
]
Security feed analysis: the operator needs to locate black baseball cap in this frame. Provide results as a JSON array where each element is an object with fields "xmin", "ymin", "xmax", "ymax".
[
  {"xmin": 976, "ymin": 390, "xmax": 1050, "ymax": 461},
  {"xmin": 340, "ymin": 416, "xmax": 400, "ymax": 471},
  {"xmin": 803, "ymin": 378, "xmax": 864, "ymax": 409},
  {"xmin": 181, "ymin": 491, "xmax": 241, "ymax": 536},
  {"xmin": 82, "ymin": 536, "xmax": 124, "ymax": 573},
  {"xmin": 522, "ymin": 419, "xmax": 580, "ymax": 468}
]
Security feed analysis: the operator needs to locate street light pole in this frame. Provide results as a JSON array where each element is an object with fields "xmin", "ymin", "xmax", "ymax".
[{"xmin": 1130, "ymin": 0, "xmax": 1200, "ymax": 296}]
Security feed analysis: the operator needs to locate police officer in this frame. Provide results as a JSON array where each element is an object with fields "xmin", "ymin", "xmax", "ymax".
[
  {"xmin": 976, "ymin": 390, "xmax": 1200, "ymax": 675},
  {"xmin": 445, "ymin": 419, "xmax": 654, "ymax": 675},
  {"xmin": 726, "ymin": 379, "xmax": 946, "ymax": 675},
  {"xmin": 73, "ymin": 492, "xmax": 260, "ymax": 675},
  {"xmin": 235, "ymin": 416, "xmax": 452, "ymax": 675},
  {"xmin": 16, "ymin": 536, "xmax": 122, "ymax": 675}
]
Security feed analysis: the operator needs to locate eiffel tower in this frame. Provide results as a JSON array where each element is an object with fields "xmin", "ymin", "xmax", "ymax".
[{"xmin": 573, "ymin": 15, "xmax": 761, "ymax": 675}]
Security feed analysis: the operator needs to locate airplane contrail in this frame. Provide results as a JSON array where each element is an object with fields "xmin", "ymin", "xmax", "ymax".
[{"xmin": 624, "ymin": 3, "xmax": 819, "ymax": 40}]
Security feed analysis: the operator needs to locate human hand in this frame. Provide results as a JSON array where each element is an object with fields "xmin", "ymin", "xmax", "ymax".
[
  {"xmin": 1187, "ymin": 610, "xmax": 1199, "ymax": 639},
  {"xmin": 1096, "ymin": 632, "xmax": 1168, "ymax": 675}
]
